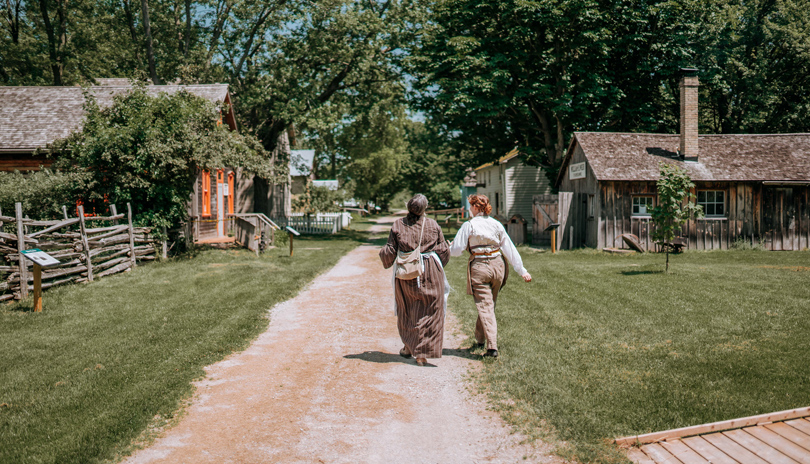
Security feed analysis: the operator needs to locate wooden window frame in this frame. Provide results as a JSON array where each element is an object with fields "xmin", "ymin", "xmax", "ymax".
[
  {"xmin": 631, "ymin": 195, "xmax": 655, "ymax": 217},
  {"xmin": 227, "ymin": 172, "xmax": 235, "ymax": 214},
  {"xmin": 588, "ymin": 195, "xmax": 595, "ymax": 218},
  {"xmin": 697, "ymin": 190, "xmax": 726, "ymax": 217},
  {"xmin": 201, "ymin": 170, "xmax": 211, "ymax": 217}
]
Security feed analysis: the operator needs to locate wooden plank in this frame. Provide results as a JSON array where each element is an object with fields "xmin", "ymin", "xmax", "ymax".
[
  {"xmin": 660, "ymin": 440, "xmax": 710, "ymax": 463},
  {"xmin": 615, "ymin": 407, "xmax": 810, "ymax": 445},
  {"xmin": 640, "ymin": 443, "xmax": 684, "ymax": 463},
  {"xmin": 724, "ymin": 429, "xmax": 798, "ymax": 464},
  {"xmin": 745, "ymin": 426, "xmax": 810, "ymax": 463},
  {"xmin": 83, "ymin": 213, "xmax": 125, "ymax": 222},
  {"xmin": 27, "ymin": 218, "xmax": 80, "ymax": 238},
  {"xmin": 15, "ymin": 203, "xmax": 28, "ymax": 300},
  {"xmin": 626, "ymin": 447, "xmax": 656, "ymax": 464},
  {"xmin": 127, "ymin": 203, "xmax": 137, "ymax": 268},
  {"xmin": 768, "ymin": 422, "xmax": 810, "ymax": 451},
  {"xmin": 681, "ymin": 436, "xmax": 739, "ymax": 464},
  {"xmin": 0, "ymin": 231, "xmax": 38, "ymax": 243},
  {"xmin": 78, "ymin": 205, "xmax": 94, "ymax": 282},
  {"xmin": 785, "ymin": 419, "xmax": 810, "ymax": 437},
  {"xmin": 703, "ymin": 433, "xmax": 770, "ymax": 464}
]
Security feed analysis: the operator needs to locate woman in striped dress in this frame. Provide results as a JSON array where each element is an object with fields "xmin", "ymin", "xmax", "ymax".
[{"xmin": 379, "ymin": 194, "xmax": 450, "ymax": 366}]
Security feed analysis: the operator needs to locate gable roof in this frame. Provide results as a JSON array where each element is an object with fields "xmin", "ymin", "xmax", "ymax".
[
  {"xmin": 557, "ymin": 132, "xmax": 810, "ymax": 186},
  {"xmin": 474, "ymin": 148, "xmax": 520, "ymax": 171},
  {"xmin": 0, "ymin": 84, "xmax": 233, "ymax": 151}
]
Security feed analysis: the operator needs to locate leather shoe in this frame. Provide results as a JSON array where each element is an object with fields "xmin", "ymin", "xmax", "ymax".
[
  {"xmin": 484, "ymin": 349, "xmax": 499, "ymax": 358},
  {"xmin": 415, "ymin": 357, "xmax": 427, "ymax": 366},
  {"xmin": 399, "ymin": 347, "xmax": 412, "ymax": 358}
]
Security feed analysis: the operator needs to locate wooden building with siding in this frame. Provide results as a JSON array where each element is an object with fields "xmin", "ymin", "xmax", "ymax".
[
  {"xmin": 0, "ymin": 82, "xmax": 291, "ymax": 242},
  {"xmin": 475, "ymin": 148, "xmax": 553, "ymax": 243},
  {"xmin": 554, "ymin": 71, "xmax": 810, "ymax": 252},
  {"xmin": 555, "ymin": 132, "xmax": 810, "ymax": 251}
]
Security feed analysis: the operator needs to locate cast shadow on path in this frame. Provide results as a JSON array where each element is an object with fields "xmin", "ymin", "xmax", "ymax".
[{"xmin": 343, "ymin": 349, "xmax": 482, "ymax": 366}]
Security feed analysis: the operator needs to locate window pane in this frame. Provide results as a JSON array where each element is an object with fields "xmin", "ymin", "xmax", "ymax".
[
  {"xmin": 716, "ymin": 203, "xmax": 724, "ymax": 215},
  {"xmin": 633, "ymin": 205, "xmax": 639, "ymax": 214},
  {"xmin": 647, "ymin": 197, "xmax": 654, "ymax": 207},
  {"xmin": 698, "ymin": 191, "xmax": 706, "ymax": 202},
  {"xmin": 717, "ymin": 191, "xmax": 725, "ymax": 202},
  {"xmin": 707, "ymin": 204, "xmax": 715, "ymax": 215},
  {"xmin": 632, "ymin": 197, "xmax": 640, "ymax": 206},
  {"xmin": 707, "ymin": 191, "xmax": 715, "ymax": 202}
]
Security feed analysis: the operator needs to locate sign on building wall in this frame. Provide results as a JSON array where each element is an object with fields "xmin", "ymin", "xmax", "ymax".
[{"xmin": 569, "ymin": 162, "xmax": 586, "ymax": 180}]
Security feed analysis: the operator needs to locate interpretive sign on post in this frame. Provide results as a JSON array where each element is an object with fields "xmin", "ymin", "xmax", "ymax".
[
  {"xmin": 286, "ymin": 226, "xmax": 300, "ymax": 257},
  {"xmin": 20, "ymin": 249, "xmax": 60, "ymax": 312},
  {"xmin": 20, "ymin": 249, "xmax": 60, "ymax": 267}
]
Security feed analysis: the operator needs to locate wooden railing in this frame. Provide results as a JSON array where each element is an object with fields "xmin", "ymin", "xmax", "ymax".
[{"xmin": 0, "ymin": 202, "xmax": 158, "ymax": 302}]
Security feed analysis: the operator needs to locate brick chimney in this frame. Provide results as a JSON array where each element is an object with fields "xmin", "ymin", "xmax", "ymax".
[{"xmin": 679, "ymin": 68, "xmax": 699, "ymax": 160}]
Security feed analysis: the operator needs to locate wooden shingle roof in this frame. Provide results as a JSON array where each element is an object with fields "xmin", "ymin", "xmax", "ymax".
[
  {"xmin": 558, "ymin": 132, "xmax": 810, "ymax": 185},
  {"xmin": 0, "ymin": 84, "xmax": 231, "ymax": 151}
]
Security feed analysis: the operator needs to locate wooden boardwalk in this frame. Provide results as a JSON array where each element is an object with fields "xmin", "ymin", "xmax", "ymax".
[{"xmin": 617, "ymin": 407, "xmax": 810, "ymax": 464}]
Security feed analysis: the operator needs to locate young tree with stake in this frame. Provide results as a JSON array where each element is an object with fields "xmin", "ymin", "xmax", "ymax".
[{"xmin": 651, "ymin": 163, "xmax": 703, "ymax": 272}]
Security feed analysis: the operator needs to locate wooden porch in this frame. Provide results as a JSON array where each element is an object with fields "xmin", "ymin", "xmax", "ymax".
[{"xmin": 617, "ymin": 407, "xmax": 810, "ymax": 463}]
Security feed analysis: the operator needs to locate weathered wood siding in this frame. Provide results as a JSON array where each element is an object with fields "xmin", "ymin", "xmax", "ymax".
[
  {"xmin": 476, "ymin": 164, "xmax": 503, "ymax": 215},
  {"xmin": 504, "ymin": 158, "xmax": 552, "ymax": 226},
  {"xmin": 597, "ymin": 181, "xmax": 810, "ymax": 251},
  {"xmin": 557, "ymin": 142, "xmax": 599, "ymax": 248},
  {"xmin": 0, "ymin": 153, "xmax": 55, "ymax": 171}
]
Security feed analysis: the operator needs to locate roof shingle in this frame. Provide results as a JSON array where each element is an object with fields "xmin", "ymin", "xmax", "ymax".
[
  {"xmin": 571, "ymin": 132, "xmax": 810, "ymax": 182},
  {"xmin": 0, "ymin": 84, "xmax": 230, "ymax": 151}
]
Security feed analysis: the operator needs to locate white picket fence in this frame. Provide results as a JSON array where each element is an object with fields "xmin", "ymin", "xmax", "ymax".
[{"xmin": 273, "ymin": 212, "xmax": 351, "ymax": 234}]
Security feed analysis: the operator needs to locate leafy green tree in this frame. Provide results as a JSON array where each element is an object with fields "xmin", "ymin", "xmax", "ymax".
[
  {"xmin": 651, "ymin": 163, "xmax": 704, "ymax": 272},
  {"xmin": 409, "ymin": 0, "xmax": 708, "ymax": 174},
  {"xmin": 49, "ymin": 84, "xmax": 274, "ymax": 229},
  {"xmin": 293, "ymin": 185, "xmax": 349, "ymax": 214}
]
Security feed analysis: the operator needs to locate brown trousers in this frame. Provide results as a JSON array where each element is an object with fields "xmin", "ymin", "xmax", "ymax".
[{"xmin": 469, "ymin": 257, "xmax": 506, "ymax": 350}]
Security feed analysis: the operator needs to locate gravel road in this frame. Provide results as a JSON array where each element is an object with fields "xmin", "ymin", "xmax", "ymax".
[{"xmin": 123, "ymin": 217, "xmax": 562, "ymax": 464}]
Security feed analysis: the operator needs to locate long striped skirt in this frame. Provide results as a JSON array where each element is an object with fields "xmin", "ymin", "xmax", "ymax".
[{"xmin": 394, "ymin": 256, "xmax": 446, "ymax": 359}]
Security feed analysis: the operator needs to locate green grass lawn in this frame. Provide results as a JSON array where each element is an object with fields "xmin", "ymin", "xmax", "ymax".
[
  {"xmin": 0, "ymin": 234, "xmax": 362, "ymax": 464},
  {"xmin": 446, "ymin": 249, "xmax": 810, "ymax": 463}
]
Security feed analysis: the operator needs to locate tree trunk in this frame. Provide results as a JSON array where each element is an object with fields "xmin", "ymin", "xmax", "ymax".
[
  {"xmin": 665, "ymin": 250, "xmax": 670, "ymax": 273},
  {"xmin": 184, "ymin": 0, "xmax": 192, "ymax": 57},
  {"xmin": 122, "ymin": 0, "xmax": 141, "ymax": 62},
  {"xmin": 141, "ymin": 0, "xmax": 161, "ymax": 84},
  {"xmin": 38, "ymin": 0, "xmax": 63, "ymax": 85}
]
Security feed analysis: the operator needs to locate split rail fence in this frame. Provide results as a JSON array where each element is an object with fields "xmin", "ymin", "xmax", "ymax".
[{"xmin": 0, "ymin": 202, "xmax": 158, "ymax": 302}]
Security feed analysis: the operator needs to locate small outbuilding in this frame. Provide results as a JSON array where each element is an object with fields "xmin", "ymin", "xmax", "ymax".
[
  {"xmin": 475, "ymin": 148, "xmax": 553, "ymax": 243},
  {"xmin": 555, "ymin": 72, "xmax": 810, "ymax": 251}
]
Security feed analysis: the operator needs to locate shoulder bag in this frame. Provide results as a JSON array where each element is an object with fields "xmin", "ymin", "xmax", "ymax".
[{"xmin": 395, "ymin": 218, "xmax": 426, "ymax": 280}]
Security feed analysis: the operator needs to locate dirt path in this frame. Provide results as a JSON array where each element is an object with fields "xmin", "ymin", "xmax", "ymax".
[{"xmin": 124, "ymin": 217, "xmax": 561, "ymax": 464}]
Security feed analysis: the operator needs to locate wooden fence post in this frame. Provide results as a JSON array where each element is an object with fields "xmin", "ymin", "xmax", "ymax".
[
  {"xmin": 78, "ymin": 205, "xmax": 94, "ymax": 282},
  {"xmin": 110, "ymin": 205, "xmax": 119, "ymax": 225},
  {"xmin": 161, "ymin": 226, "xmax": 168, "ymax": 259},
  {"xmin": 15, "ymin": 202, "xmax": 29, "ymax": 300},
  {"xmin": 62, "ymin": 205, "xmax": 68, "ymax": 221},
  {"xmin": 127, "ymin": 203, "xmax": 137, "ymax": 268}
]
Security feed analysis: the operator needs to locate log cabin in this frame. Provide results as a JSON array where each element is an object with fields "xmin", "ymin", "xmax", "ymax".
[
  {"xmin": 555, "ymin": 71, "xmax": 810, "ymax": 251},
  {"xmin": 0, "ymin": 81, "xmax": 291, "ymax": 242}
]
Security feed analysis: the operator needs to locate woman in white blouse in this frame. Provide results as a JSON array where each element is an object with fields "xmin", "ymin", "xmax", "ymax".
[{"xmin": 449, "ymin": 194, "xmax": 532, "ymax": 358}]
